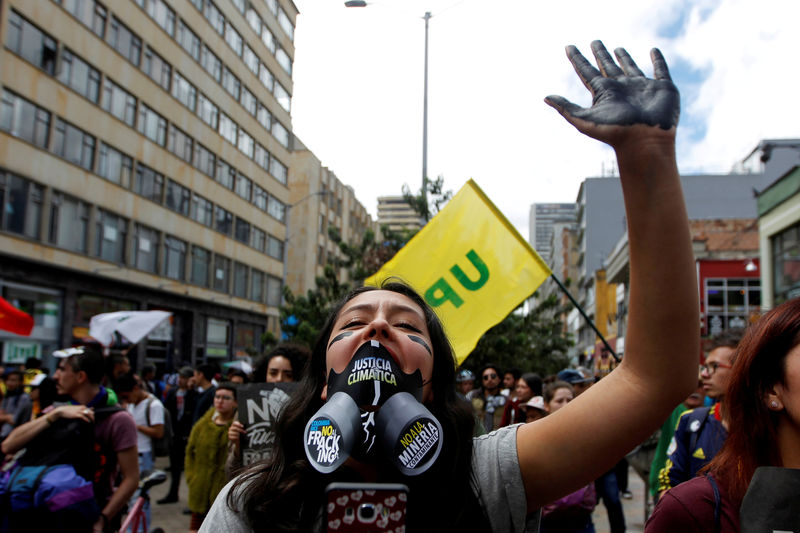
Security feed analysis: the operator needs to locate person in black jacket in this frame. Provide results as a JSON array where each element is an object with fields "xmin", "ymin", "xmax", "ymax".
[{"xmin": 158, "ymin": 366, "xmax": 198, "ymax": 504}]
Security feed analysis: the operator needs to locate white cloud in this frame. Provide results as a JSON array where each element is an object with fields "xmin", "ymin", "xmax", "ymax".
[{"xmin": 291, "ymin": 0, "xmax": 799, "ymax": 240}]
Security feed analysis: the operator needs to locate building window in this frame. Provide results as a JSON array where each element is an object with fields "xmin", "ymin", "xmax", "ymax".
[
  {"xmin": 108, "ymin": 16, "xmax": 142, "ymax": 66},
  {"xmin": 177, "ymin": 19, "xmax": 201, "ymax": 61},
  {"xmin": 193, "ymin": 143, "xmax": 216, "ymax": 178},
  {"xmin": 133, "ymin": 223, "xmax": 159, "ymax": 273},
  {"xmin": 203, "ymin": 0, "xmax": 225, "ymax": 35},
  {"xmin": 277, "ymin": 7, "xmax": 294, "ymax": 40},
  {"xmin": 214, "ymin": 205, "xmax": 233, "ymax": 235},
  {"xmin": 97, "ymin": 143, "xmax": 132, "ymax": 187},
  {"xmin": 197, "ymin": 93, "xmax": 219, "ymax": 129},
  {"xmin": 53, "ymin": 118, "xmax": 96, "ymax": 171},
  {"xmin": 234, "ymin": 218, "xmax": 250, "ymax": 243},
  {"xmin": 222, "ymin": 67, "xmax": 241, "ymax": 101},
  {"xmin": 705, "ymin": 278, "xmax": 761, "ymax": 336},
  {"xmin": 245, "ymin": 6, "xmax": 261, "ymax": 34},
  {"xmin": 233, "ymin": 262, "xmax": 248, "ymax": 298},
  {"xmin": 251, "ymin": 226, "xmax": 266, "ymax": 252},
  {"xmin": 276, "ymin": 46, "xmax": 292, "ymax": 75},
  {"xmin": 266, "ymin": 275, "xmax": 281, "ymax": 306},
  {"xmin": 143, "ymin": 46, "xmax": 172, "ymax": 91},
  {"xmin": 0, "ymin": 171, "xmax": 43, "ymax": 239},
  {"xmin": 191, "ymin": 245, "xmax": 211, "ymax": 286},
  {"xmin": 772, "ymin": 222, "xmax": 800, "ymax": 304},
  {"xmin": 253, "ymin": 184, "xmax": 267, "ymax": 211},
  {"xmin": 272, "ymin": 120, "xmax": 289, "ymax": 148},
  {"xmin": 231, "ymin": 0, "xmax": 245, "ymax": 14},
  {"xmin": 165, "ymin": 179, "xmax": 191, "ymax": 216},
  {"xmin": 274, "ymin": 82, "xmax": 291, "ymax": 113},
  {"xmin": 267, "ymin": 195, "xmax": 286, "ymax": 221},
  {"xmin": 137, "ymin": 104, "xmax": 167, "ymax": 146},
  {"xmin": 270, "ymin": 157, "xmax": 288, "ymax": 185},
  {"xmin": 254, "ymin": 144, "xmax": 270, "ymax": 173},
  {"xmin": 163, "ymin": 235, "xmax": 186, "ymax": 280},
  {"xmin": 237, "ymin": 130, "xmax": 254, "ymax": 158},
  {"xmin": 259, "ymin": 64, "xmax": 274, "ymax": 93},
  {"xmin": 143, "ymin": 0, "xmax": 175, "ymax": 36},
  {"xmin": 257, "ymin": 103, "xmax": 272, "ymax": 131},
  {"xmin": 206, "ymin": 317, "xmax": 230, "ymax": 358},
  {"xmin": 264, "ymin": 0, "xmax": 278, "ymax": 16},
  {"xmin": 243, "ymin": 44, "xmax": 259, "ymax": 75},
  {"xmin": 215, "ymin": 159, "xmax": 235, "ymax": 189},
  {"xmin": 7, "ymin": 11, "xmax": 57, "ymax": 75},
  {"xmin": 57, "ymin": 49, "xmax": 101, "ymax": 103},
  {"xmin": 250, "ymin": 269, "xmax": 264, "ymax": 302},
  {"xmin": 234, "ymin": 173, "xmax": 252, "ymax": 201},
  {"xmin": 134, "ymin": 163, "xmax": 164, "ymax": 203},
  {"xmin": 213, "ymin": 255, "xmax": 230, "ymax": 292},
  {"xmin": 59, "ymin": 0, "xmax": 107, "ymax": 38},
  {"xmin": 267, "ymin": 234, "xmax": 283, "ymax": 261},
  {"xmin": 191, "ymin": 193, "xmax": 213, "ymax": 226},
  {"xmin": 48, "ymin": 191, "xmax": 88, "ymax": 253},
  {"xmin": 240, "ymin": 86, "xmax": 257, "ymax": 116},
  {"xmin": 200, "ymin": 45, "xmax": 222, "ymax": 82},
  {"xmin": 167, "ymin": 125, "xmax": 193, "ymax": 163},
  {"xmin": 95, "ymin": 209, "xmax": 127, "ymax": 263},
  {"xmin": 0, "ymin": 90, "xmax": 51, "ymax": 148},
  {"xmin": 171, "ymin": 71, "xmax": 197, "ymax": 111},
  {"xmin": 318, "ymin": 245, "xmax": 325, "ymax": 266},
  {"xmin": 261, "ymin": 25, "xmax": 276, "ymax": 54},
  {"xmin": 219, "ymin": 113, "xmax": 237, "ymax": 145},
  {"xmin": 224, "ymin": 21, "xmax": 243, "ymax": 56},
  {"xmin": 102, "ymin": 78, "xmax": 137, "ymax": 126}
]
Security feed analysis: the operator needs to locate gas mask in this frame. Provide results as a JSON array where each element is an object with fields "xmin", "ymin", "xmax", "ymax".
[{"xmin": 304, "ymin": 340, "xmax": 443, "ymax": 476}]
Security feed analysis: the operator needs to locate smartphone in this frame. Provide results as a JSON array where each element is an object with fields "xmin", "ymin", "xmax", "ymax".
[{"xmin": 325, "ymin": 482, "xmax": 408, "ymax": 533}]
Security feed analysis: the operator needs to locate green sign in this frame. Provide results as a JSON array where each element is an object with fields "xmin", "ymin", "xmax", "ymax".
[{"xmin": 3, "ymin": 342, "xmax": 41, "ymax": 364}]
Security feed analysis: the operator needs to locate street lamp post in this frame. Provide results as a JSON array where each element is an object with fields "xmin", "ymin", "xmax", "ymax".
[{"xmin": 345, "ymin": 1, "xmax": 431, "ymax": 219}]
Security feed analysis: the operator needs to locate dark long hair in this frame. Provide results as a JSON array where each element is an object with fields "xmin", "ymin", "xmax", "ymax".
[
  {"xmin": 230, "ymin": 282, "xmax": 479, "ymax": 531},
  {"xmin": 707, "ymin": 297, "xmax": 800, "ymax": 505}
]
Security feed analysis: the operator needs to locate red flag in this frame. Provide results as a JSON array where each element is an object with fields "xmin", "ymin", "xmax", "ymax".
[{"xmin": 0, "ymin": 296, "xmax": 34, "ymax": 336}]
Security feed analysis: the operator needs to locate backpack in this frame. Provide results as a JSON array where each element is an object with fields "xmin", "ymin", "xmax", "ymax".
[
  {"xmin": 0, "ymin": 405, "xmax": 122, "ymax": 533},
  {"xmin": 145, "ymin": 396, "xmax": 173, "ymax": 457}
]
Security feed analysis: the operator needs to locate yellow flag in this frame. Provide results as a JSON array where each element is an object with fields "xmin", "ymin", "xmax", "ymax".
[{"xmin": 365, "ymin": 180, "xmax": 551, "ymax": 365}]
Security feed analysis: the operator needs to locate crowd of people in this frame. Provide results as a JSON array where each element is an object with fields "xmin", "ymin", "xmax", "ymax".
[{"xmin": 1, "ymin": 40, "xmax": 798, "ymax": 533}]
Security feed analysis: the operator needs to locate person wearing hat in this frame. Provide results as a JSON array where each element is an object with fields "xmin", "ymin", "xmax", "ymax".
[
  {"xmin": 1, "ymin": 346, "xmax": 139, "ymax": 532},
  {"xmin": 0, "ymin": 369, "xmax": 32, "ymax": 441},
  {"xmin": 557, "ymin": 367, "xmax": 595, "ymax": 396},
  {"xmin": 455, "ymin": 368, "xmax": 476, "ymax": 399},
  {"xmin": 159, "ymin": 365, "xmax": 198, "ymax": 504},
  {"xmin": 523, "ymin": 396, "xmax": 547, "ymax": 423}
]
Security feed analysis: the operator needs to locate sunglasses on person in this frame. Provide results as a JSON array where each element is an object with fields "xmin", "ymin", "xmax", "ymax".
[
  {"xmin": 482, "ymin": 373, "xmax": 498, "ymax": 380},
  {"xmin": 700, "ymin": 362, "xmax": 732, "ymax": 375}
]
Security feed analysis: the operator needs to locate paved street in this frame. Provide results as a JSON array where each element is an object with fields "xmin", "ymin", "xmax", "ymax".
[{"xmin": 150, "ymin": 456, "xmax": 647, "ymax": 532}]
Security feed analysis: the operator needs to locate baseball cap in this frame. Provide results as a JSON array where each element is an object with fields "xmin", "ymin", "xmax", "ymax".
[
  {"xmin": 525, "ymin": 396, "xmax": 546, "ymax": 412},
  {"xmin": 557, "ymin": 368, "xmax": 594, "ymax": 384},
  {"xmin": 456, "ymin": 369, "xmax": 475, "ymax": 383}
]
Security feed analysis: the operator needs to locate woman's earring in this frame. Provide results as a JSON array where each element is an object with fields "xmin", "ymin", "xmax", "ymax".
[{"xmin": 770, "ymin": 400, "xmax": 780, "ymax": 410}]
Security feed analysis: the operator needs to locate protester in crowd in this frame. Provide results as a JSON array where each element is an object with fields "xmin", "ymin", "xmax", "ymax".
[
  {"xmin": 227, "ymin": 369, "xmax": 248, "ymax": 384},
  {"xmin": 657, "ymin": 328, "xmax": 744, "ymax": 495},
  {"xmin": 28, "ymin": 373, "xmax": 60, "ymax": 419},
  {"xmin": 22, "ymin": 357, "xmax": 44, "ymax": 393},
  {"xmin": 0, "ymin": 369, "xmax": 32, "ymax": 441},
  {"xmin": 501, "ymin": 372, "xmax": 543, "ymax": 426},
  {"xmin": 502, "ymin": 368, "xmax": 521, "ymax": 397},
  {"xmin": 186, "ymin": 382, "xmax": 238, "ymax": 532},
  {"xmin": 558, "ymin": 367, "xmax": 595, "ymax": 396},
  {"xmin": 105, "ymin": 352, "xmax": 131, "ymax": 387},
  {"xmin": 523, "ymin": 396, "xmax": 547, "ymax": 423},
  {"xmin": 1, "ymin": 346, "xmax": 139, "ymax": 532},
  {"xmin": 593, "ymin": 347, "xmax": 616, "ymax": 380},
  {"xmin": 159, "ymin": 366, "xmax": 198, "ymax": 504},
  {"xmin": 251, "ymin": 343, "xmax": 310, "ymax": 384},
  {"xmin": 646, "ymin": 298, "xmax": 800, "ymax": 531},
  {"xmin": 647, "ymin": 377, "xmax": 704, "ymax": 505},
  {"xmin": 455, "ymin": 368, "xmax": 476, "ymax": 398},
  {"xmin": 540, "ymin": 380, "xmax": 596, "ymax": 533},
  {"xmin": 115, "ymin": 373, "xmax": 165, "ymax": 533},
  {"xmin": 466, "ymin": 364, "xmax": 507, "ymax": 431},
  {"xmin": 198, "ymin": 41, "xmax": 699, "ymax": 532},
  {"xmin": 193, "ymin": 363, "xmax": 218, "ymax": 423},
  {"xmin": 227, "ymin": 344, "xmax": 308, "ymax": 475}
]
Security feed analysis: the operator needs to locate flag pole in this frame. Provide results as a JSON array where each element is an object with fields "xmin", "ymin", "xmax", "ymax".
[{"xmin": 549, "ymin": 273, "xmax": 620, "ymax": 362}]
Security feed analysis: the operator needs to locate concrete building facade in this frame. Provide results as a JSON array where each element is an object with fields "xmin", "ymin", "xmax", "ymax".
[
  {"xmin": 287, "ymin": 140, "xmax": 375, "ymax": 296},
  {"xmin": 0, "ymin": 0, "xmax": 299, "ymax": 370},
  {"xmin": 377, "ymin": 195, "xmax": 423, "ymax": 232},
  {"xmin": 528, "ymin": 202, "xmax": 577, "ymax": 264}
]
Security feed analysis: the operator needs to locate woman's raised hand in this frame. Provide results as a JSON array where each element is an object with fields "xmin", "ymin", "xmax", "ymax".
[{"xmin": 545, "ymin": 40, "xmax": 679, "ymax": 148}]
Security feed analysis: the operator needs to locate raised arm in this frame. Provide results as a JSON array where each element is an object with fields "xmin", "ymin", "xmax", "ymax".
[{"xmin": 517, "ymin": 40, "xmax": 699, "ymax": 510}]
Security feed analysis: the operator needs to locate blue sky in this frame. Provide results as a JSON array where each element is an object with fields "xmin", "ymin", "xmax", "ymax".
[{"xmin": 291, "ymin": 0, "xmax": 799, "ymax": 239}]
